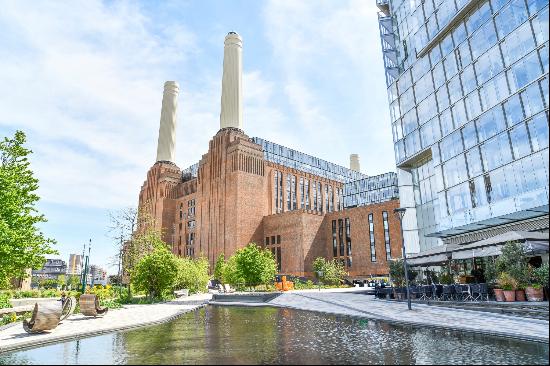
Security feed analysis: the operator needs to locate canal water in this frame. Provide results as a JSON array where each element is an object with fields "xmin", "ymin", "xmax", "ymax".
[{"xmin": 0, "ymin": 306, "xmax": 547, "ymax": 365}]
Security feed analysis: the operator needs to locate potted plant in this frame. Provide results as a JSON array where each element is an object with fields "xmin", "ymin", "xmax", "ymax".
[
  {"xmin": 484, "ymin": 258, "xmax": 504, "ymax": 301},
  {"xmin": 496, "ymin": 241, "xmax": 529, "ymax": 302},
  {"xmin": 527, "ymin": 264, "xmax": 549, "ymax": 302},
  {"xmin": 497, "ymin": 272, "xmax": 517, "ymax": 302}
]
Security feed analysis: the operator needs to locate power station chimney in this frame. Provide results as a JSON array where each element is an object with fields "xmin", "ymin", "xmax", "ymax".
[
  {"xmin": 220, "ymin": 32, "xmax": 243, "ymax": 130},
  {"xmin": 350, "ymin": 154, "xmax": 361, "ymax": 172},
  {"xmin": 156, "ymin": 81, "xmax": 179, "ymax": 163}
]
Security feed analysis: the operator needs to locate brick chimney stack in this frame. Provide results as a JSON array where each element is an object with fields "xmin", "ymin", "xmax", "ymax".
[
  {"xmin": 156, "ymin": 81, "xmax": 179, "ymax": 163},
  {"xmin": 220, "ymin": 32, "xmax": 243, "ymax": 130}
]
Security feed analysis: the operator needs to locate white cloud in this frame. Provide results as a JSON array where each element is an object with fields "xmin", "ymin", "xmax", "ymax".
[{"xmin": 263, "ymin": 0, "xmax": 395, "ymax": 175}]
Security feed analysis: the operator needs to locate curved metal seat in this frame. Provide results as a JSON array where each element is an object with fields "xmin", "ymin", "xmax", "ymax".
[
  {"xmin": 79, "ymin": 294, "xmax": 108, "ymax": 317},
  {"xmin": 23, "ymin": 302, "xmax": 62, "ymax": 333}
]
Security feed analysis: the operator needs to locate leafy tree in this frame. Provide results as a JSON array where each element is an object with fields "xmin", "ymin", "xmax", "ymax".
[
  {"xmin": 174, "ymin": 257, "xmax": 210, "ymax": 294},
  {"xmin": 222, "ymin": 255, "xmax": 245, "ymax": 288},
  {"xmin": 214, "ymin": 254, "xmax": 226, "ymax": 282},
  {"xmin": 108, "ymin": 274, "xmax": 122, "ymax": 286},
  {"xmin": 0, "ymin": 131, "xmax": 57, "ymax": 289},
  {"xmin": 496, "ymin": 241, "xmax": 529, "ymax": 289},
  {"xmin": 57, "ymin": 274, "xmax": 66, "ymax": 289},
  {"xmin": 389, "ymin": 259, "xmax": 418, "ymax": 287},
  {"xmin": 131, "ymin": 245, "xmax": 178, "ymax": 299},
  {"xmin": 67, "ymin": 275, "xmax": 81, "ymax": 290},
  {"xmin": 228, "ymin": 243, "xmax": 277, "ymax": 288},
  {"xmin": 312, "ymin": 257, "xmax": 348, "ymax": 286}
]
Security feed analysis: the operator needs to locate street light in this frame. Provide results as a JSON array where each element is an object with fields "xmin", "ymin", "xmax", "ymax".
[{"xmin": 394, "ymin": 207, "xmax": 412, "ymax": 311}]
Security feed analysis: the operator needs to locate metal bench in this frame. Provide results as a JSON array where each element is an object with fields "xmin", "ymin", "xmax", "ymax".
[
  {"xmin": 23, "ymin": 301, "xmax": 62, "ymax": 333},
  {"xmin": 79, "ymin": 294, "xmax": 108, "ymax": 317}
]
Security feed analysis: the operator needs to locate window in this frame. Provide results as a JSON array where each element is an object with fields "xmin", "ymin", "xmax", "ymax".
[
  {"xmin": 277, "ymin": 235, "xmax": 281, "ymax": 244},
  {"xmin": 338, "ymin": 219, "xmax": 344, "ymax": 257},
  {"xmin": 368, "ymin": 214, "xmax": 376, "ymax": 262},
  {"xmin": 318, "ymin": 183, "xmax": 323, "ymax": 213},
  {"xmin": 300, "ymin": 177, "xmax": 305, "ymax": 209},
  {"xmin": 274, "ymin": 171, "xmax": 283, "ymax": 213},
  {"xmin": 286, "ymin": 175, "xmax": 291, "ymax": 211},
  {"xmin": 265, "ymin": 237, "xmax": 269, "ymax": 246},
  {"xmin": 332, "ymin": 220, "xmax": 337, "ymax": 257},
  {"xmin": 292, "ymin": 175, "xmax": 297, "ymax": 210},
  {"xmin": 271, "ymin": 236, "xmax": 276, "ymax": 245},
  {"xmin": 382, "ymin": 212, "xmax": 391, "ymax": 260},
  {"xmin": 313, "ymin": 182, "xmax": 318, "ymax": 212},
  {"xmin": 325, "ymin": 185, "xmax": 330, "ymax": 213},
  {"xmin": 329, "ymin": 186, "xmax": 334, "ymax": 212},
  {"xmin": 305, "ymin": 180, "xmax": 310, "ymax": 210},
  {"xmin": 345, "ymin": 218, "xmax": 352, "ymax": 259}
]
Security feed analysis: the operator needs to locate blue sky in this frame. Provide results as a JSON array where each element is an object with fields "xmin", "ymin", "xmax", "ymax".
[{"xmin": 0, "ymin": 0, "xmax": 394, "ymax": 274}]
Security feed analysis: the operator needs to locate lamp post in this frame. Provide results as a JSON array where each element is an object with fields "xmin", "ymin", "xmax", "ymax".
[{"xmin": 394, "ymin": 207, "xmax": 411, "ymax": 311}]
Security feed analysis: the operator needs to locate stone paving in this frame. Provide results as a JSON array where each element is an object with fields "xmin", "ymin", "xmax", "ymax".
[
  {"xmin": 0, "ymin": 293, "xmax": 212, "ymax": 354},
  {"xmin": 265, "ymin": 292, "xmax": 549, "ymax": 343}
]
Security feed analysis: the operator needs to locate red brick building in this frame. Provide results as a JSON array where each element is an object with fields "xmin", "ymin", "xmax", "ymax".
[
  {"xmin": 138, "ymin": 126, "xmax": 402, "ymax": 280},
  {"xmin": 136, "ymin": 32, "xmax": 402, "ymax": 280}
]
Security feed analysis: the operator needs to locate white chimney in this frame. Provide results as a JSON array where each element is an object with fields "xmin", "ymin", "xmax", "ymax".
[
  {"xmin": 220, "ymin": 32, "xmax": 243, "ymax": 130},
  {"xmin": 350, "ymin": 154, "xmax": 360, "ymax": 172},
  {"xmin": 156, "ymin": 81, "xmax": 179, "ymax": 163}
]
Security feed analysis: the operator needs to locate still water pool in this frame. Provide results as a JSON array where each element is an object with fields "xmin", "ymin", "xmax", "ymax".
[{"xmin": 0, "ymin": 306, "xmax": 548, "ymax": 365}]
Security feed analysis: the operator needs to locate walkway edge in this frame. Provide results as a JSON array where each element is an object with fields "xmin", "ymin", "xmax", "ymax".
[{"xmin": 0, "ymin": 304, "xmax": 207, "ymax": 355}]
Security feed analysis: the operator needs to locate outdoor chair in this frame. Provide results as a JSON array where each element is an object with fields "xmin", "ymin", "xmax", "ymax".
[
  {"xmin": 60, "ymin": 296, "xmax": 77, "ymax": 321},
  {"xmin": 79, "ymin": 294, "xmax": 108, "ymax": 317},
  {"xmin": 431, "ymin": 284, "xmax": 443, "ymax": 300},
  {"xmin": 471, "ymin": 283, "xmax": 489, "ymax": 301},
  {"xmin": 441, "ymin": 285, "xmax": 454, "ymax": 301},
  {"xmin": 23, "ymin": 301, "xmax": 62, "ymax": 334},
  {"xmin": 223, "ymin": 284, "xmax": 235, "ymax": 293},
  {"xmin": 453, "ymin": 284, "xmax": 465, "ymax": 301},
  {"xmin": 420, "ymin": 285, "xmax": 432, "ymax": 301}
]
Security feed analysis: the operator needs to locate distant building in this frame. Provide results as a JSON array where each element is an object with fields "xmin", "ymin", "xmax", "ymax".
[
  {"xmin": 67, "ymin": 254, "xmax": 83, "ymax": 276},
  {"xmin": 32, "ymin": 259, "xmax": 67, "ymax": 281},
  {"xmin": 90, "ymin": 265, "xmax": 108, "ymax": 286}
]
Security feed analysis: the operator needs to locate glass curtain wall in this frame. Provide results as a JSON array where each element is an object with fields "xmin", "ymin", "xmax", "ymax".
[{"xmin": 379, "ymin": 0, "xmax": 549, "ymax": 243}]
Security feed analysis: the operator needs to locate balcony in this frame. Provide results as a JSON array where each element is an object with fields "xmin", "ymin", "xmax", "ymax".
[{"xmin": 376, "ymin": 0, "xmax": 390, "ymax": 16}]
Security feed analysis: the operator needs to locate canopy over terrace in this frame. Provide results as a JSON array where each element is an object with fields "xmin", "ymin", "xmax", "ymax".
[
  {"xmin": 407, "ymin": 244, "xmax": 459, "ymax": 267},
  {"xmin": 451, "ymin": 231, "xmax": 549, "ymax": 260}
]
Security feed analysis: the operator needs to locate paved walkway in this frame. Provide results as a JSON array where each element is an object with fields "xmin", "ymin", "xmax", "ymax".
[
  {"xmin": 264, "ymin": 292, "xmax": 549, "ymax": 343},
  {"xmin": 0, "ymin": 294, "xmax": 212, "ymax": 354}
]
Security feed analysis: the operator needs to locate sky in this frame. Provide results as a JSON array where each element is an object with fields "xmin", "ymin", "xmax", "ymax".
[{"xmin": 0, "ymin": 0, "xmax": 394, "ymax": 274}]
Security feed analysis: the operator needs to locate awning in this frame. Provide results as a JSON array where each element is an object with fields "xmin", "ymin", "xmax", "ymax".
[
  {"xmin": 451, "ymin": 231, "xmax": 549, "ymax": 260},
  {"xmin": 407, "ymin": 244, "xmax": 458, "ymax": 266}
]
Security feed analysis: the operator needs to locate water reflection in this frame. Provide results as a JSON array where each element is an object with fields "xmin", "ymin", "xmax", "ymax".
[{"xmin": 1, "ymin": 306, "xmax": 547, "ymax": 365}]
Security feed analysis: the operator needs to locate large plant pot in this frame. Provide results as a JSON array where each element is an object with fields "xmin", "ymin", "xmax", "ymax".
[
  {"xmin": 525, "ymin": 287, "xmax": 544, "ymax": 302},
  {"xmin": 515, "ymin": 289, "xmax": 526, "ymax": 302},
  {"xmin": 503, "ymin": 290, "xmax": 516, "ymax": 302},
  {"xmin": 494, "ymin": 288, "xmax": 505, "ymax": 302}
]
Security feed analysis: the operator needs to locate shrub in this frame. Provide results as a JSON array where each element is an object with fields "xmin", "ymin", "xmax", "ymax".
[
  {"xmin": 174, "ymin": 257, "xmax": 210, "ymax": 294},
  {"xmin": 0, "ymin": 292, "xmax": 12, "ymax": 309},
  {"xmin": 88, "ymin": 285, "xmax": 115, "ymax": 300},
  {"xmin": 389, "ymin": 259, "xmax": 418, "ymax": 286},
  {"xmin": 312, "ymin": 257, "xmax": 348, "ymax": 286},
  {"xmin": 214, "ymin": 254, "xmax": 226, "ymax": 282},
  {"xmin": 131, "ymin": 245, "xmax": 179, "ymax": 299},
  {"xmin": 496, "ymin": 241, "xmax": 529, "ymax": 289},
  {"xmin": 497, "ymin": 272, "xmax": 517, "ymax": 291},
  {"xmin": 231, "ymin": 243, "xmax": 277, "ymax": 288},
  {"xmin": 532, "ymin": 263, "xmax": 549, "ymax": 288}
]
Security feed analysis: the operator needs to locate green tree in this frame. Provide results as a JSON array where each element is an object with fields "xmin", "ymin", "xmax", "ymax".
[
  {"xmin": 230, "ymin": 243, "xmax": 277, "ymax": 289},
  {"xmin": 131, "ymin": 245, "xmax": 178, "ymax": 299},
  {"xmin": 312, "ymin": 257, "xmax": 348, "ymax": 286},
  {"xmin": 67, "ymin": 275, "xmax": 81, "ymax": 290},
  {"xmin": 0, "ymin": 131, "xmax": 57, "ymax": 289},
  {"xmin": 389, "ymin": 259, "xmax": 418, "ymax": 287},
  {"xmin": 57, "ymin": 274, "xmax": 66, "ymax": 289},
  {"xmin": 496, "ymin": 241, "xmax": 529, "ymax": 289},
  {"xmin": 174, "ymin": 257, "xmax": 210, "ymax": 294},
  {"xmin": 222, "ymin": 255, "xmax": 245, "ymax": 288},
  {"xmin": 214, "ymin": 254, "xmax": 226, "ymax": 282}
]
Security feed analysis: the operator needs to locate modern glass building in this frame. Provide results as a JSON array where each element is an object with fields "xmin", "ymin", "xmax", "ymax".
[{"xmin": 376, "ymin": 0, "xmax": 549, "ymax": 254}]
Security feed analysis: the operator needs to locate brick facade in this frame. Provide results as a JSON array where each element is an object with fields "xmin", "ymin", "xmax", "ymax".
[{"xmin": 138, "ymin": 128, "xmax": 402, "ymax": 278}]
